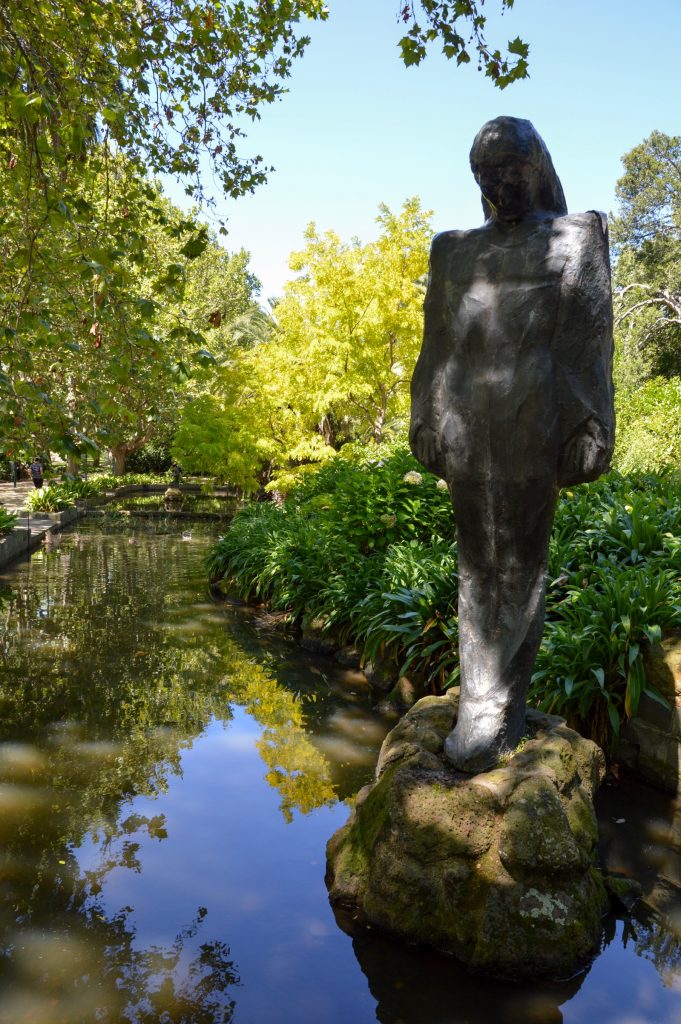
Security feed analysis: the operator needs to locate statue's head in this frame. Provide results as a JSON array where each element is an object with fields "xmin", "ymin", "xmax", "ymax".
[{"xmin": 469, "ymin": 117, "xmax": 567, "ymax": 224}]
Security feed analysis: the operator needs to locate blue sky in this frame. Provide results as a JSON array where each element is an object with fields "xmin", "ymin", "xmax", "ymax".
[{"xmin": 166, "ymin": 0, "xmax": 681, "ymax": 303}]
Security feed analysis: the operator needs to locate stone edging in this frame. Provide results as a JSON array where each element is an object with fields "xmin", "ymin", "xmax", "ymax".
[{"xmin": 0, "ymin": 507, "xmax": 83, "ymax": 572}]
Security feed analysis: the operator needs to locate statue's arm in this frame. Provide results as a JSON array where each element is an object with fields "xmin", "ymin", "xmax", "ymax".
[
  {"xmin": 554, "ymin": 212, "xmax": 616, "ymax": 487},
  {"xmin": 409, "ymin": 233, "xmax": 451, "ymax": 479}
]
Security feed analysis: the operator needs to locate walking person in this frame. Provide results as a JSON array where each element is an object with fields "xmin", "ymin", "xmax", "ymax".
[{"xmin": 29, "ymin": 457, "xmax": 44, "ymax": 489}]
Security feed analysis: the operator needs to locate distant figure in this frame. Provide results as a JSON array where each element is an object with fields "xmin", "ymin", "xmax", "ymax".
[
  {"xmin": 170, "ymin": 462, "xmax": 182, "ymax": 486},
  {"xmin": 410, "ymin": 116, "xmax": 615, "ymax": 773},
  {"xmin": 29, "ymin": 457, "xmax": 44, "ymax": 489}
]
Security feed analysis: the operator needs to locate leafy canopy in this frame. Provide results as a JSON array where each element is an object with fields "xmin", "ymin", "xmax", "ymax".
[
  {"xmin": 397, "ymin": 1, "xmax": 529, "ymax": 87},
  {"xmin": 611, "ymin": 131, "xmax": 681, "ymax": 385},
  {"xmin": 173, "ymin": 198, "xmax": 433, "ymax": 490}
]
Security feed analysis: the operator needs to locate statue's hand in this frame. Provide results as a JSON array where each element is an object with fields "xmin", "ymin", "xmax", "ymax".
[
  {"xmin": 409, "ymin": 420, "xmax": 446, "ymax": 478},
  {"xmin": 558, "ymin": 418, "xmax": 609, "ymax": 486}
]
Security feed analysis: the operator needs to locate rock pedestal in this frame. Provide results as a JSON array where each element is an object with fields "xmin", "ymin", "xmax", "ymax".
[
  {"xmin": 326, "ymin": 692, "xmax": 608, "ymax": 979},
  {"xmin": 163, "ymin": 486, "xmax": 184, "ymax": 511}
]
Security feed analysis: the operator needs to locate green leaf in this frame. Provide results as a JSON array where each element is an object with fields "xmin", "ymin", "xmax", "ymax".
[
  {"xmin": 180, "ymin": 232, "xmax": 209, "ymax": 259},
  {"xmin": 507, "ymin": 36, "xmax": 529, "ymax": 57},
  {"xmin": 193, "ymin": 349, "xmax": 216, "ymax": 367},
  {"xmin": 170, "ymin": 360, "xmax": 191, "ymax": 382},
  {"xmin": 607, "ymin": 702, "xmax": 621, "ymax": 735},
  {"xmin": 642, "ymin": 687, "xmax": 671, "ymax": 710},
  {"xmin": 136, "ymin": 298, "xmax": 157, "ymax": 318},
  {"xmin": 591, "ymin": 666, "xmax": 605, "ymax": 689}
]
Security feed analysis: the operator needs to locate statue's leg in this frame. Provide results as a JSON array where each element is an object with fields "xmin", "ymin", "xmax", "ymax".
[{"xmin": 445, "ymin": 476, "xmax": 557, "ymax": 773}]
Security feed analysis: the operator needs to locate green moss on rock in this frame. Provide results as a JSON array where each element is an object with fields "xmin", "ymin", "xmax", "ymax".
[{"xmin": 327, "ymin": 693, "xmax": 608, "ymax": 980}]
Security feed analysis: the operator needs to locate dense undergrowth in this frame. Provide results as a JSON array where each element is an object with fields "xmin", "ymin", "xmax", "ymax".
[{"xmin": 208, "ymin": 439, "xmax": 681, "ymax": 751}]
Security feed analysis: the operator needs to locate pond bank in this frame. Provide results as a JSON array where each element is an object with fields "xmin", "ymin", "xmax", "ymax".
[
  {"xmin": 0, "ymin": 506, "xmax": 83, "ymax": 571},
  {"xmin": 0, "ymin": 480, "xmax": 242, "ymax": 572}
]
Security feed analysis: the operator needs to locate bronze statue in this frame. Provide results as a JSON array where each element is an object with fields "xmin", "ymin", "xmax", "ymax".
[{"xmin": 410, "ymin": 117, "xmax": 615, "ymax": 772}]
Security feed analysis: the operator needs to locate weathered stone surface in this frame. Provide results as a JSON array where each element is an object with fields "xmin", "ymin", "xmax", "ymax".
[
  {"xmin": 0, "ymin": 526, "xmax": 30, "ymax": 569},
  {"xmin": 617, "ymin": 632, "xmax": 681, "ymax": 792},
  {"xmin": 334, "ymin": 645, "xmax": 362, "ymax": 669},
  {"xmin": 383, "ymin": 672, "xmax": 429, "ymax": 710},
  {"xmin": 163, "ymin": 486, "xmax": 184, "ymax": 510},
  {"xmin": 300, "ymin": 616, "xmax": 339, "ymax": 655},
  {"xmin": 327, "ymin": 692, "xmax": 608, "ymax": 979},
  {"xmin": 363, "ymin": 650, "xmax": 400, "ymax": 694},
  {"xmin": 643, "ymin": 631, "xmax": 681, "ymax": 705},
  {"xmin": 409, "ymin": 116, "xmax": 615, "ymax": 773}
]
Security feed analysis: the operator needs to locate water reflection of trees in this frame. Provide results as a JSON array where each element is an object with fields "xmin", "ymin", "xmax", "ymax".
[
  {"xmin": 0, "ymin": 528, "xmax": 337, "ymax": 819},
  {"xmin": 0, "ymin": 526, "xmax": 341, "ymax": 1020},
  {"xmin": 604, "ymin": 904, "xmax": 681, "ymax": 989}
]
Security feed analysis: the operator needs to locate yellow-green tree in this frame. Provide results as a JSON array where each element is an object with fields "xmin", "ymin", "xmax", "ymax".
[
  {"xmin": 273, "ymin": 198, "xmax": 432, "ymax": 443},
  {"xmin": 173, "ymin": 199, "xmax": 432, "ymax": 490}
]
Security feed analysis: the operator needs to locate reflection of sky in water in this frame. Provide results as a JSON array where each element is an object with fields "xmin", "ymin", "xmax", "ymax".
[
  {"xmin": 561, "ymin": 918, "xmax": 681, "ymax": 1023},
  {"xmin": 77, "ymin": 710, "xmax": 377, "ymax": 1023},
  {"xmin": 0, "ymin": 523, "xmax": 679, "ymax": 1023}
]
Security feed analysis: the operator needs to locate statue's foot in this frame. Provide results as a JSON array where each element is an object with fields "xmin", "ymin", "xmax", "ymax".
[{"xmin": 444, "ymin": 704, "xmax": 525, "ymax": 774}]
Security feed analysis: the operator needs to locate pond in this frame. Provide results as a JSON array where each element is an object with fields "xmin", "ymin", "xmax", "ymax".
[{"xmin": 0, "ymin": 522, "xmax": 678, "ymax": 1023}]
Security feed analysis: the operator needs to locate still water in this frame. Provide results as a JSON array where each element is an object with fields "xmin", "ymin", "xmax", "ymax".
[{"xmin": 0, "ymin": 522, "xmax": 679, "ymax": 1024}]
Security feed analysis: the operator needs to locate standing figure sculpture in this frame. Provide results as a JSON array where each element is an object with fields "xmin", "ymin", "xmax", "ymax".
[{"xmin": 410, "ymin": 117, "xmax": 615, "ymax": 773}]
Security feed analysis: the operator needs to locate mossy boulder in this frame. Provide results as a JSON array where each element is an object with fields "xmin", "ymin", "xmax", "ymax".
[{"xmin": 326, "ymin": 691, "xmax": 608, "ymax": 980}]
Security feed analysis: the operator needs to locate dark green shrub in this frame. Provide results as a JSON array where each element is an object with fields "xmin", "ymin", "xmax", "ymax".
[
  {"xmin": 125, "ymin": 439, "xmax": 174, "ymax": 474},
  {"xmin": 209, "ymin": 442, "xmax": 680, "ymax": 751}
]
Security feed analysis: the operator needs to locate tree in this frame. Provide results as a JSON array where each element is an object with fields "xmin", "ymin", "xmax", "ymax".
[
  {"xmin": 1, "ymin": 2, "xmax": 527, "ymax": 455},
  {"xmin": 397, "ymin": 1, "xmax": 529, "ymax": 87},
  {"xmin": 611, "ymin": 131, "xmax": 681, "ymax": 386},
  {"xmin": 273, "ymin": 197, "xmax": 432, "ymax": 443},
  {"xmin": 613, "ymin": 375, "xmax": 681, "ymax": 474},
  {"xmin": 0, "ymin": 154, "xmax": 261, "ymax": 470},
  {"xmin": 0, "ymin": 2, "xmax": 527, "ymax": 204},
  {"xmin": 173, "ymin": 198, "xmax": 433, "ymax": 491}
]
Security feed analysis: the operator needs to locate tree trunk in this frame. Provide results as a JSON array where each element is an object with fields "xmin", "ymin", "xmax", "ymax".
[
  {"xmin": 110, "ymin": 446, "xmax": 127, "ymax": 476},
  {"xmin": 372, "ymin": 407, "xmax": 386, "ymax": 443},
  {"xmin": 319, "ymin": 414, "xmax": 336, "ymax": 446},
  {"xmin": 66, "ymin": 455, "xmax": 78, "ymax": 476}
]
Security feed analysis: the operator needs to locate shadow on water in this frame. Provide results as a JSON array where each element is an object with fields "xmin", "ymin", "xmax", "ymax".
[{"xmin": 0, "ymin": 521, "xmax": 677, "ymax": 1022}]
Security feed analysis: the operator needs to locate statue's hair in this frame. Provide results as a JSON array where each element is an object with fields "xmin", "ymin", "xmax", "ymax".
[{"xmin": 469, "ymin": 116, "xmax": 567, "ymax": 221}]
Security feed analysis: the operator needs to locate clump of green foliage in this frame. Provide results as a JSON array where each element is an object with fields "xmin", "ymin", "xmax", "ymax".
[
  {"xmin": 209, "ymin": 438, "xmax": 681, "ymax": 751},
  {"xmin": 87, "ymin": 472, "xmax": 173, "ymax": 493},
  {"xmin": 613, "ymin": 377, "xmax": 681, "ymax": 474},
  {"xmin": 534, "ymin": 472, "xmax": 681, "ymax": 747},
  {"xmin": 25, "ymin": 484, "xmax": 76, "ymax": 512},
  {"xmin": 207, "ymin": 439, "xmax": 456, "ymax": 662},
  {"xmin": 124, "ymin": 438, "xmax": 174, "ymax": 474},
  {"xmin": 0, "ymin": 508, "xmax": 18, "ymax": 534}
]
